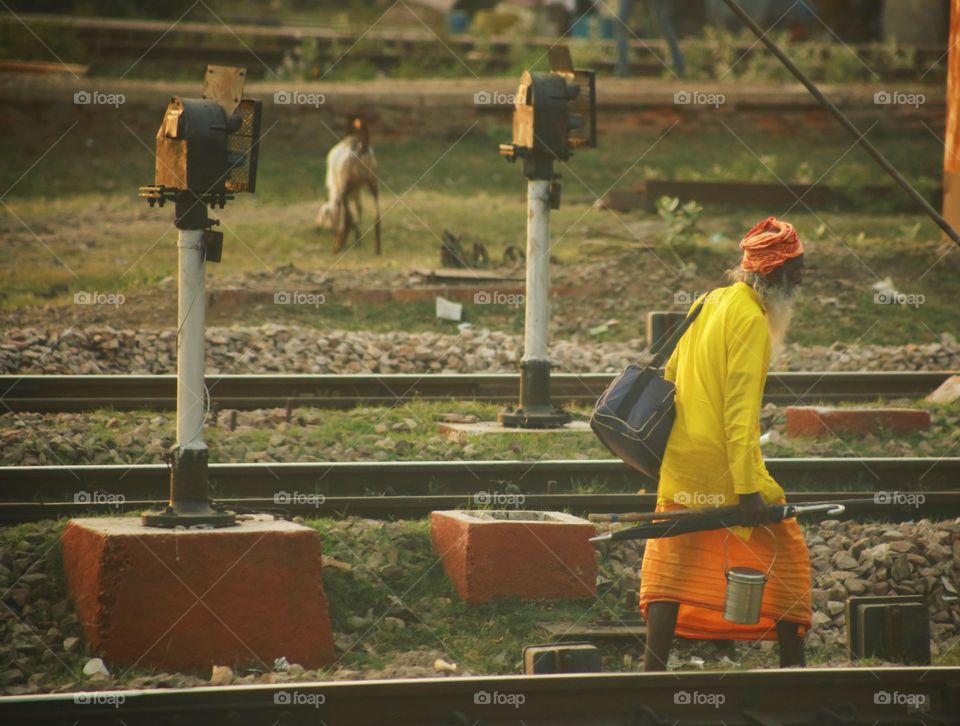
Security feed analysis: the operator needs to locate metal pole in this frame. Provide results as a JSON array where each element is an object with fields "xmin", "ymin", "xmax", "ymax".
[
  {"xmin": 719, "ymin": 0, "xmax": 960, "ymax": 245},
  {"xmin": 523, "ymin": 179, "xmax": 551, "ymax": 365},
  {"xmin": 142, "ymin": 197, "xmax": 234, "ymax": 528},
  {"xmin": 176, "ymin": 227, "xmax": 207, "ymax": 452},
  {"xmin": 499, "ymin": 176, "xmax": 569, "ymax": 428}
]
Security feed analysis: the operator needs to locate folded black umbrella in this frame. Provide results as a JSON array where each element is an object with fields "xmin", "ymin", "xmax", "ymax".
[{"xmin": 589, "ymin": 502, "xmax": 845, "ymax": 543}]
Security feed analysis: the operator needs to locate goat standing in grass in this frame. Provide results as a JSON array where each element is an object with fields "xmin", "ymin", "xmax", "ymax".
[{"xmin": 317, "ymin": 116, "xmax": 382, "ymax": 255}]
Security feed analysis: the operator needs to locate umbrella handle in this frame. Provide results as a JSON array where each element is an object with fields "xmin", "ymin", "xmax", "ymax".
[{"xmin": 785, "ymin": 503, "xmax": 846, "ymax": 518}]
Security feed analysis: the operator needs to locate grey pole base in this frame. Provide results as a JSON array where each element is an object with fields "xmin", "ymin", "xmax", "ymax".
[
  {"xmin": 497, "ymin": 407, "xmax": 572, "ymax": 428},
  {"xmin": 141, "ymin": 446, "xmax": 236, "ymax": 528},
  {"xmin": 498, "ymin": 359, "xmax": 571, "ymax": 429}
]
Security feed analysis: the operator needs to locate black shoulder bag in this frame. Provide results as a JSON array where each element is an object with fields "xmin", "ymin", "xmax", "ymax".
[{"xmin": 589, "ymin": 297, "xmax": 707, "ymax": 478}]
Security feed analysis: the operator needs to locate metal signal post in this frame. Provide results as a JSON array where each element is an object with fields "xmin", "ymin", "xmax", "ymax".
[
  {"xmin": 138, "ymin": 65, "xmax": 262, "ymax": 527},
  {"xmin": 498, "ymin": 48, "xmax": 596, "ymax": 428}
]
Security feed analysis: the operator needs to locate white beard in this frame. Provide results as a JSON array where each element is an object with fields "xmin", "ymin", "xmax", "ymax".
[{"xmin": 763, "ymin": 288, "xmax": 795, "ymax": 367}]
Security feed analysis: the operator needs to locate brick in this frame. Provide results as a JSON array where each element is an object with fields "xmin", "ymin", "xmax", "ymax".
[
  {"xmin": 430, "ymin": 510, "xmax": 596, "ymax": 604},
  {"xmin": 61, "ymin": 515, "xmax": 335, "ymax": 674},
  {"xmin": 785, "ymin": 406, "xmax": 931, "ymax": 438}
]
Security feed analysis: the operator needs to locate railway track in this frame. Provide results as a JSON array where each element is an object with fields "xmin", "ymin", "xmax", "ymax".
[
  {"xmin": 3, "ymin": 13, "xmax": 949, "ymax": 81},
  {"xmin": 1, "ymin": 667, "xmax": 958, "ymax": 725},
  {"xmin": 5, "ymin": 491, "xmax": 958, "ymax": 524},
  {"xmin": 3, "ymin": 457, "xmax": 955, "ymax": 498},
  {"xmin": 1, "ymin": 458, "xmax": 956, "ymax": 523},
  {"xmin": 0, "ymin": 371, "xmax": 951, "ymax": 413}
]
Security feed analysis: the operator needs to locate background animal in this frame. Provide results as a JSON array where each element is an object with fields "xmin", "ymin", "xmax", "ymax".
[{"xmin": 317, "ymin": 116, "xmax": 382, "ymax": 254}]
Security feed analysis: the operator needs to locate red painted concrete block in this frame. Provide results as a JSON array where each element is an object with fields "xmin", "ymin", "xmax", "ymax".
[
  {"xmin": 61, "ymin": 515, "xmax": 335, "ymax": 674},
  {"xmin": 786, "ymin": 406, "xmax": 931, "ymax": 438},
  {"xmin": 430, "ymin": 510, "xmax": 596, "ymax": 604}
]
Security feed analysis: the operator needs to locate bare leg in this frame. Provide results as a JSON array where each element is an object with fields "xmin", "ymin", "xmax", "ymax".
[
  {"xmin": 353, "ymin": 194, "xmax": 363, "ymax": 247},
  {"xmin": 335, "ymin": 200, "xmax": 352, "ymax": 254},
  {"xmin": 776, "ymin": 620, "xmax": 805, "ymax": 668},
  {"xmin": 368, "ymin": 179, "xmax": 381, "ymax": 255},
  {"xmin": 643, "ymin": 601, "xmax": 679, "ymax": 672}
]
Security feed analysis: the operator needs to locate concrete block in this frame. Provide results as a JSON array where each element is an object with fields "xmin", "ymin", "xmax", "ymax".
[
  {"xmin": 61, "ymin": 514, "xmax": 335, "ymax": 674},
  {"xmin": 786, "ymin": 406, "xmax": 931, "ymax": 438},
  {"xmin": 927, "ymin": 375, "xmax": 960, "ymax": 404},
  {"xmin": 430, "ymin": 510, "xmax": 596, "ymax": 604}
]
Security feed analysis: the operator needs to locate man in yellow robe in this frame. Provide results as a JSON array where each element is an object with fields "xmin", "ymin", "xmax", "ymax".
[{"xmin": 639, "ymin": 217, "xmax": 811, "ymax": 670}]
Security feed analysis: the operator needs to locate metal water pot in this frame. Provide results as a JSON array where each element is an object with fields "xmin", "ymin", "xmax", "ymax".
[{"xmin": 722, "ymin": 526, "xmax": 776, "ymax": 625}]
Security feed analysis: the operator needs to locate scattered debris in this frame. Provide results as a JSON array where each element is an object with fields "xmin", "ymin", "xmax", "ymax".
[
  {"xmin": 588, "ymin": 319, "xmax": 619, "ymax": 337},
  {"xmin": 82, "ymin": 658, "xmax": 109, "ymax": 677},
  {"xmin": 209, "ymin": 665, "xmax": 234, "ymax": 686},
  {"xmin": 759, "ymin": 430, "xmax": 787, "ymax": 447},
  {"xmin": 410, "ymin": 268, "xmax": 521, "ymax": 283},
  {"xmin": 433, "ymin": 658, "xmax": 459, "ymax": 674},
  {"xmin": 440, "ymin": 230, "xmax": 489, "ymax": 269},
  {"xmin": 435, "ymin": 296, "xmax": 463, "ymax": 322},
  {"xmin": 437, "ymin": 412, "xmax": 481, "ymax": 424}
]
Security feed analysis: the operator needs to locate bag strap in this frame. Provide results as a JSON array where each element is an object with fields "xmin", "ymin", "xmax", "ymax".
[{"xmin": 650, "ymin": 293, "xmax": 709, "ymax": 369}]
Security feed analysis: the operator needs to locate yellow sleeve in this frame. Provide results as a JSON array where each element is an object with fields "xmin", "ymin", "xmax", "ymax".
[{"xmin": 723, "ymin": 310, "xmax": 770, "ymax": 495}]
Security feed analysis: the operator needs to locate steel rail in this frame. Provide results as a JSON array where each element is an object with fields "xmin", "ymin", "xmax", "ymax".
[
  {"xmin": 3, "ymin": 491, "xmax": 957, "ymax": 524},
  {"xmin": 0, "ymin": 457, "xmax": 960, "ymax": 520},
  {"xmin": 1, "ymin": 667, "xmax": 957, "ymax": 725},
  {"xmin": 0, "ymin": 371, "xmax": 951, "ymax": 412},
  {"xmin": 2, "ymin": 457, "xmax": 955, "ymax": 498},
  {"xmin": 0, "ymin": 458, "xmax": 955, "ymax": 514}
]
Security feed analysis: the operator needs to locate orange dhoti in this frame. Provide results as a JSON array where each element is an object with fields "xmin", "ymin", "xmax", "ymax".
[{"xmin": 639, "ymin": 503, "xmax": 812, "ymax": 640}]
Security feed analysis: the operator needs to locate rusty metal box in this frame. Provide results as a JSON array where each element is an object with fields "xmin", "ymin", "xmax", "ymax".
[
  {"xmin": 845, "ymin": 595, "xmax": 930, "ymax": 664},
  {"xmin": 523, "ymin": 643, "xmax": 601, "ymax": 675}
]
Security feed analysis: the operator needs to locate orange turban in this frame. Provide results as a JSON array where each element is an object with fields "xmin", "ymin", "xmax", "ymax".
[{"xmin": 739, "ymin": 217, "xmax": 804, "ymax": 275}]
